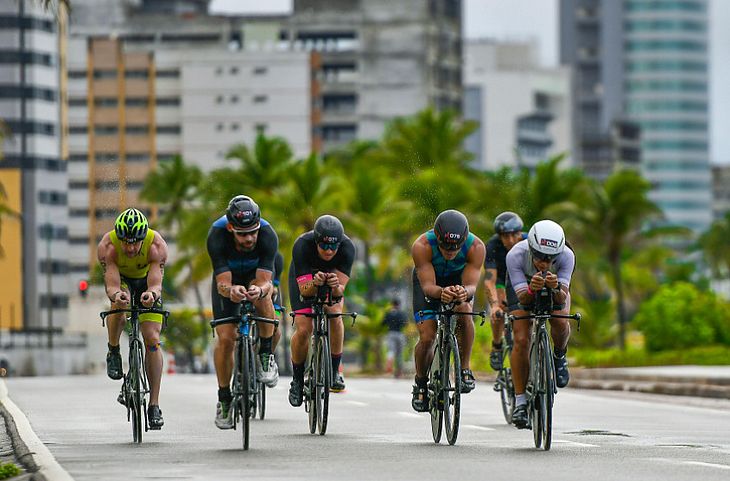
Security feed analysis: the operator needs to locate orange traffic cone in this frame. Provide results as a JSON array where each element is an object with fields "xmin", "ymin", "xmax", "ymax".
[{"xmin": 166, "ymin": 351, "xmax": 176, "ymax": 375}]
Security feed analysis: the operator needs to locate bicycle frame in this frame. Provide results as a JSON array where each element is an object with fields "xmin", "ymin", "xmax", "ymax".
[
  {"xmin": 210, "ymin": 301, "xmax": 279, "ymax": 450},
  {"xmin": 289, "ymin": 286, "xmax": 357, "ymax": 435},
  {"xmin": 418, "ymin": 301, "xmax": 486, "ymax": 445},
  {"xmin": 100, "ymin": 303, "xmax": 169, "ymax": 444},
  {"xmin": 508, "ymin": 287, "xmax": 581, "ymax": 450}
]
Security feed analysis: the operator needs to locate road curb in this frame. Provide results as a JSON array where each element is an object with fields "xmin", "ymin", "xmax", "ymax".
[{"xmin": 0, "ymin": 380, "xmax": 74, "ymax": 481}]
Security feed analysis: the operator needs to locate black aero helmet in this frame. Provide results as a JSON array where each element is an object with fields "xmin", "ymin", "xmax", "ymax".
[
  {"xmin": 493, "ymin": 211, "xmax": 524, "ymax": 234},
  {"xmin": 314, "ymin": 214, "xmax": 344, "ymax": 246},
  {"xmin": 226, "ymin": 195, "xmax": 261, "ymax": 231},
  {"xmin": 434, "ymin": 209, "xmax": 469, "ymax": 251}
]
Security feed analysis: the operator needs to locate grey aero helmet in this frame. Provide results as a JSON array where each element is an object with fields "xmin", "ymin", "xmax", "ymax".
[
  {"xmin": 493, "ymin": 211, "xmax": 523, "ymax": 234},
  {"xmin": 527, "ymin": 219, "xmax": 565, "ymax": 260}
]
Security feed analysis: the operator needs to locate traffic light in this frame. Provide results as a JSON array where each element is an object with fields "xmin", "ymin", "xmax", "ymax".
[{"xmin": 78, "ymin": 279, "xmax": 89, "ymax": 298}]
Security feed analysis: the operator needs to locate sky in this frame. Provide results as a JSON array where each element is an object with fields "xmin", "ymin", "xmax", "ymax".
[{"xmin": 210, "ymin": 0, "xmax": 729, "ymax": 164}]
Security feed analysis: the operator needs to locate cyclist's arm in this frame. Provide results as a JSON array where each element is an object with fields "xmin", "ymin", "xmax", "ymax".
[
  {"xmin": 552, "ymin": 248, "xmax": 575, "ymax": 305},
  {"xmin": 484, "ymin": 268, "xmax": 499, "ymax": 309},
  {"xmin": 412, "ymin": 235, "xmax": 441, "ymax": 299},
  {"xmin": 146, "ymin": 233, "xmax": 168, "ymax": 300},
  {"xmin": 206, "ymin": 226, "xmax": 238, "ymax": 298},
  {"xmin": 251, "ymin": 268, "xmax": 273, "ymax": 298},
  {"xmin": 251, "ymin": 226, "xmax": 278, "ymax": 298},
  {"xmin": 330, "ymin": 269, "xmax": 350, "ymax": 298},
  {"xmin": 506, "ymin": 248, "xmax": 533, "ymax": 306},
  {"xmin": 462, "ymin": 239, "xmax": 486, "ymax": 300},
  {"xmin": 97, "ymin": 234, "xmax": 122, "ymax": 302},
  {"xmin": 292, "ymin": 238, "xmax": 318, "ymax": 298}
]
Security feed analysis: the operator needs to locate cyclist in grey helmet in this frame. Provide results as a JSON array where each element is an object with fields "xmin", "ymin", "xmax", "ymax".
[{"xmin": 484, "ymin": 212, "xmax": 527, "ymax": 371}]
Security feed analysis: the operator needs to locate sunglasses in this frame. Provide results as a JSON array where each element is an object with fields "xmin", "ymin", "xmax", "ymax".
[
  {"xmin": 232, "ymin": 228, "xmax": 259, "ymax": 236},
  {"xmin": 531, "ymin": 250, "xmax": 557, "ymax": 262},
  {"xmin": 438, "ymin": 242, "xmax": 462, "ymax": 252},
  {"xmin": 122, "ymin": 238, "xmax": 143, "ymax": 245},
  {"xmin": 318, "ymin": 242, "xmax": 340, "ymax": 251}
]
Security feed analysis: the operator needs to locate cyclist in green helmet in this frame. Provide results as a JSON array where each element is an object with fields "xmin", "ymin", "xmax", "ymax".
[{"xmin": 97, "ymin": 208, "xmax": 169, "ymax": 430}]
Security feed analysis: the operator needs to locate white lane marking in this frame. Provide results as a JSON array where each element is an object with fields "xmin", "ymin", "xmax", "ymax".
[
  {"xmin": 346, "ymin": 400, "xmax": 368, "ymax": 407},
  {"xmin": 0, "ymin": 380, "xmax": 75, "ymax": 481},
  {"xmin": 398, "ymin": 412, "xmax": 422, "ymax": 419},
  {"xmin": 683, "ymin": 461, "xmax": 730, "ymax": 470},
  {"xmin": 552, "ymin": 440, "xmax": 599, "ymax": 447},
  {"xmin": 462, "ymin": 424, "xmax": 495, "ymax": 431}
]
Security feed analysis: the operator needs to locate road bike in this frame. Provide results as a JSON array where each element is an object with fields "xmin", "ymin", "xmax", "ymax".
[
  {"xmin": 508, "ymin": 287, "xmax": 581, "ymax": 450},
  {"xmin": 418, "ymin": 301, "xmax": 486, "ymax": 445},
  {"xmin": 100, "ymin": 303, "xmax": 169, "ymax": 444},
  {"xmin": 210, "ymin": 301, "xmax": 279, "ymax": 450},
  {"xmin": 250, "ymin": 305, "xmax": 286, "ymax": 421},
  {"xmin": 290, "ymin": 286, "xmax": 357, "ymax": 435}
]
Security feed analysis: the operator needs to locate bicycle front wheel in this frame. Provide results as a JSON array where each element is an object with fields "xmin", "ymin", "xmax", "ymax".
[
  {"xmin": 129, "ymin": 340, "xmax": 145, "ymax": 444},
  {"xmin": 258, "ymin": 383, "xmax": 266, "ymax": 420},
  {"xmin": 540, "ymin": 333, "xmax": 555, "ymax": 451},
  {"xmin": 531, "ymin": 331, "xmax": 550, "ymax": 450},
  {"xmin": 428, "ymin": 346, "xmax": 442, "ymax": 444},
  {"xmin": 499, "ymin": 348, "xmax": 515, "ymax": 424},
  {"xmin": 443, "ymin": 335, "xmax": 462, "ymax": 446},
  {"xmin": 315, "ymin": 335, "xmax": 331, "ymax": 435},
  {"xmin": 239, "ymin": 340, "xmax": 251, "ymax": 450}
]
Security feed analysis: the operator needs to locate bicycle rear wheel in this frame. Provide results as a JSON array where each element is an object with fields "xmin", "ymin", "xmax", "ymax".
[
  {"xmin": 316, "ymin": 335, "xmax": 331, "ymax": 435},
  {"xmin": 443, "ymin": 335, "xmax": 462, "ymax": 445},
  {"xmin": 130, "ymin": 340, "xmax": 144, "ymax": 444},
  {"xmin": 428, "ymin": 346, "xmax": 442, "ymax": 444},
  {"xmin": 499, "ymin": 349, "xmax": 515, "ymax": 424},
  {"xmin": 258, "ymin": 383, "xmax": 266, "ymax": 420}
]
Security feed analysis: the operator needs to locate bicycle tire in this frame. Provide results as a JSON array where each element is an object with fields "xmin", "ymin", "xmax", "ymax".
[
  {"xmin": 130, "ymin": 340, "xmax": 144, "ymax": 444},
  {"xmin": 306, "ymin": 348, "xmax": 317, "ymax": 434},
  {"xmin": 443, "ymin": 335, "xmax": 462, "ymax": 445},
  {"xmin": 428, "ymin": 344, "xmax": 442, "ymax": 444},
  {"xmin": 240, "ymin": 340, "xmax": 251, "ymax": 450},
  {"xmin": 258, "ymin": 383, "xmax": 266, "ymax": 420},
  {"xmin": 541, "ymin": 333, "xmax": 554, "ymax": 451},
  {"xmin": 316, "ymin": 335, "xmax": 331, "ymax": 435},
  {"xmin": 499, "ymin": 364, "xmax": 515, "ymax": 425},
  {"xmin": 532, "ymin": 332, "xmax": 547, "ymax": 449}
]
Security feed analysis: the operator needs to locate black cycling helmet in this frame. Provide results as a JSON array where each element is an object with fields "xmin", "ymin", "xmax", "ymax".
[
  {"xmin": 493, "ymin": 211, "xmax": 524, "ymax": 234},
  {"xmin": 226, "ymin": 195, "xmax": 261, "ymax": 232},
  {"xmin": 314, "ymin": 214, "xmax": 344, "ymax": 246},
  {"xmin": 434, "ymin": 209, "xmax": 469, "ymax": 251}
]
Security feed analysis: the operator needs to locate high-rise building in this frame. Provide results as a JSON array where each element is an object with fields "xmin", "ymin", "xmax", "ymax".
[
  {"xmin": 712, "ymin": 164, "xmax": 730, "ymax": 221},
  {"xmin": 0, "ymin": 0, "xmax": 70, "ymax": 330},
  {"xmin": 284, "ymin": 0, "xmax": 463, "ymax": 151},
  {"xmin": 561, "ymin": 0, "xmax": 712, "ymax": 232},
  {"xmin": 463, "ymin": 40, "xmax": 573, "ymax": 170}
]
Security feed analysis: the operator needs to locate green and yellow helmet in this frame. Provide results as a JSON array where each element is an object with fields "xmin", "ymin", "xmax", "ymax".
[{"xmin": 114, "ymin": 208, "xmax": 149, "ymax": 243}]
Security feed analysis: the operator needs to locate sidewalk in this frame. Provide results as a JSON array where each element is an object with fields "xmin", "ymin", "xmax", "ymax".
[{"xmin": 570, "ymin": 365, "xmax": 730, "ymax": 399}]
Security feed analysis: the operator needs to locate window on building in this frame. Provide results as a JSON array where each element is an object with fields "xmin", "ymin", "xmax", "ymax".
[
  {"xmin": 38, "ymin": 191, "xmax": 67, "ymax": 205},
  {"xmin": 125, "ymin": 69, "xmax": 149, "ymax": 79},
  {"xmin": 157, "ymin": 125, "xmax": 181, "ymax": 134},
  {"xmin": 68, "ymin": 154, "xmax": 88, "ymax": 162},
  {"xmin": 68, "ymin": 97, "xmax": 87, "ymax": 107},
  {"xmin": 156, "ymin": 69, "xmax": 180, "ymax": 78},
  {"xmin": 231, "ymin": 95, "xmax": 239, "ymax": 104},
  {"xmin": 39, "ymin": 294, "xmax": 69, "ymax": 308},
  {"xmin": 68, "ymin": 70, "xmax": 86, "ymax": 79},
  {"xmin": 69, "ymin": 126, "xmax": 88, "ymax": 134},
  {"xmin": 253, "ymin": 66, "xmax": 268, "ymax": 75},
  {"xmin": 93, "ymin": 70, "xmax": 117, "ymax": 79},
  {"xmin": 156, "ymin": 97, "xmax": 180, "ymax": 106},
  {"xmin": 230, "ymin": 66, "xmax": 239, "ymax": 75},
  {"xmin": 125, "ymin": 98, "xmax": 148, "ymax": 107},
  {"xmin": 125, "ymin": 125, "xmax": 149, "ymax": 135},
  {"xmin": 69, "ymin": 181, "xmax": 89, "ymax": 189},
  {"xmin": 69, "ymin": 208, "xmax": 89, "ymax": 217},
  {"xmin": 252, "ymin": 95, "xmax": 268, "ymax": 104},
  {"xmin": 94, "ymin": 125, "xmax": 118, "ymax": 135}
]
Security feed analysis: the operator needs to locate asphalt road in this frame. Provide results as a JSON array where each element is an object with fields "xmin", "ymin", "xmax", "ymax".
[{"xmin": 5, "ymin": 374, "xmax": 730, "ymax": 481}]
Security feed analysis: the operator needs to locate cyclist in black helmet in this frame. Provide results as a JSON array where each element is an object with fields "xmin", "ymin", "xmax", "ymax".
[
  {"xmin": 287, "ymin": 214, "xmax": 356, "ymax": 407},
  {"xmin": 206, "ymin": 195, "xmax": 280, "ymax": 429},
  {"xmin": 484, "ymin": 212, "xmax": 527, "ymax": 371},
  {"xmin": 410, "ymin": 209, "xmax": 486, "ymax": 412}
]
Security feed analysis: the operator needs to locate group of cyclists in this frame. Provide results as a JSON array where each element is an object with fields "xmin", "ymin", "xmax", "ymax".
[{"xmin": 98, "ymin": 195, "xmax": 575, "ymax": 433}]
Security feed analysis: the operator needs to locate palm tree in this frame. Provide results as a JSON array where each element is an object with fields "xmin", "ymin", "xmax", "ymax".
[
  {"xmin": 140, "ymin": 156, "xmax": 210, "ymax": 320},
  {"xmin": 699, "ymin": 212, "xmax": 730, "ymax": 279},
  {"xmin": 568, "ymin": 169, "xmax": 664, "ymax": 349}
]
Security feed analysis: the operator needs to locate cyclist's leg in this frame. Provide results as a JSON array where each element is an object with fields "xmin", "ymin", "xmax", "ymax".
[
  {"xmin": 141, "ymin": 320, "xmax": 163, "ymax": 404},
  {"xmin": 251, "ymin": 281, "xmax": 276, "ymax": 339},
  {"xmin": 105, "ymin": 280, "xmax": 131, "ymax": 380},
  {"xmin": 211, "ymin": 281, "xmax": 240, "ymax": 394},
  {"xmin": 325, "ymin": 300, "xmax": 344, "ymax": 370},
  {"xmin": 252, "ymin": 283, "xmax": 279, "ymax": 386},
  {"xmin": 454, "ymin": 300, "xmax": 475, "ymax": 369},
  {"xmin": 549, "ymin": 291, "xmax": 572, "ymax": 352}
]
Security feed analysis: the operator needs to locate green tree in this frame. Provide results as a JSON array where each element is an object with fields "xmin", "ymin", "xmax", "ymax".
[
  {"xmin": 568, "ymin": 169, "xmax": 664, "ymax": 349},
  {"xmin": 161, "ymin": 308, "xmax": 209, "ymax": 372},
  {"xmin": 699, "ymin": 212, "xmax": 730, "ymax": 279}
]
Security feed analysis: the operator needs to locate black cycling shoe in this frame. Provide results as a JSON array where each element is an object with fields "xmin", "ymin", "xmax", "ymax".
[
  {"xmin": 512, "ymin": 404, "xmax": 529, "ymax": 429},
  {"xmin": 331, "ymin": 372, "xmax": 346, "ymax": 393},
  {"xmin": 106, "ymin": 350, "xmax": 123, "ymax": 380},
  {"xmin": 489, "ymin": 349, "xmax": 503, "ymax": 371},
  {"xmin": 289, "ymin": 379, "xmax": 304, "ymax": 407},
  {"xmin": 554, "ymin": 354, "xmax": 570, "ymax": 388},
  {"xmin": 411, "ymin": 384, "xmax": 429, "ymax": 412},
  {"xmin": 117, "ymin": 390, "xmax": 127, "ymax": 407},
  {"xmin": 460, "ymin": 369, "xmax": 476, "ymax": 393},
  {"xmin": 148, "ymin": 405, "xmax": 164, "ymax": 430}
]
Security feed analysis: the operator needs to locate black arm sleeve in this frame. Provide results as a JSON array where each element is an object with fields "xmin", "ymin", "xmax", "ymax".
[
  {"xmin": 334, "ymin": 238, "xmax": 356, "ymax": 277},
  {"xmin": 291, "ymin": 237, "xmax": 314, "ymax": 279},
  {"xmin": 255, "ymin": 225, "xmax": 278, "ymax": 273},
  {"xmin": 206, "ymin": 226, "xmax": 230, "ymax": 276}
]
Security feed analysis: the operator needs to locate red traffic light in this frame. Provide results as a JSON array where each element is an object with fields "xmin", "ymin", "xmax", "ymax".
[{"xmin": 78, "ymin": 280, "xmax": 89, "ymax": 291}]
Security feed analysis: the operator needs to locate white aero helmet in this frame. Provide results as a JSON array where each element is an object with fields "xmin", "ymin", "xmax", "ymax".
[{"xmin": 527, "ymin": 219, "xmax": 565, "ymax": 260}]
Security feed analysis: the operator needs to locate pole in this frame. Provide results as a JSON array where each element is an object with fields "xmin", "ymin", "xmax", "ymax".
[{"xmin": 46, "ymin": 216, "xmax": 53, "ymax": 349}]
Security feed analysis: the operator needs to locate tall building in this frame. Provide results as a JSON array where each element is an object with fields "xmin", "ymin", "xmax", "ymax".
[
  {"xmin": 0, "ymin": 0, "xmax": 70, "ymax": 330},
  {"xmin": 712, "ymin": 164, "xmax": 730, "ymax": 221},
  {"xmin": 561, "ymin": 0, "xmax": 712, "ymax": 232},
  {"xmin": 284, "ymin": 0, "xmax": 463, "ymax": 151},
  {"xmin": 463, "ymin": 40, "xmax": 573, "ymax": 170}
]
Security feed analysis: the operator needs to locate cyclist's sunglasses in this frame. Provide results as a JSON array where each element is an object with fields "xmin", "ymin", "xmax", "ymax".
[
  {"xmin": 438, "ymin": 241, "xmax": 462, "ymax": 252},
  {"xmin": 232, "ymin": 227, "xmax": 259, "ymax": 236},
  {"xmin": 531, "ymin": 249, "xmax": 558, "ymax": 262},
  {"xmin": 318, "ymin": 241, "xmax": 340, "ymax": 251},
  {"xmin": 122, "ymin": 238, "xmax": 143, "ymax": 244}
]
